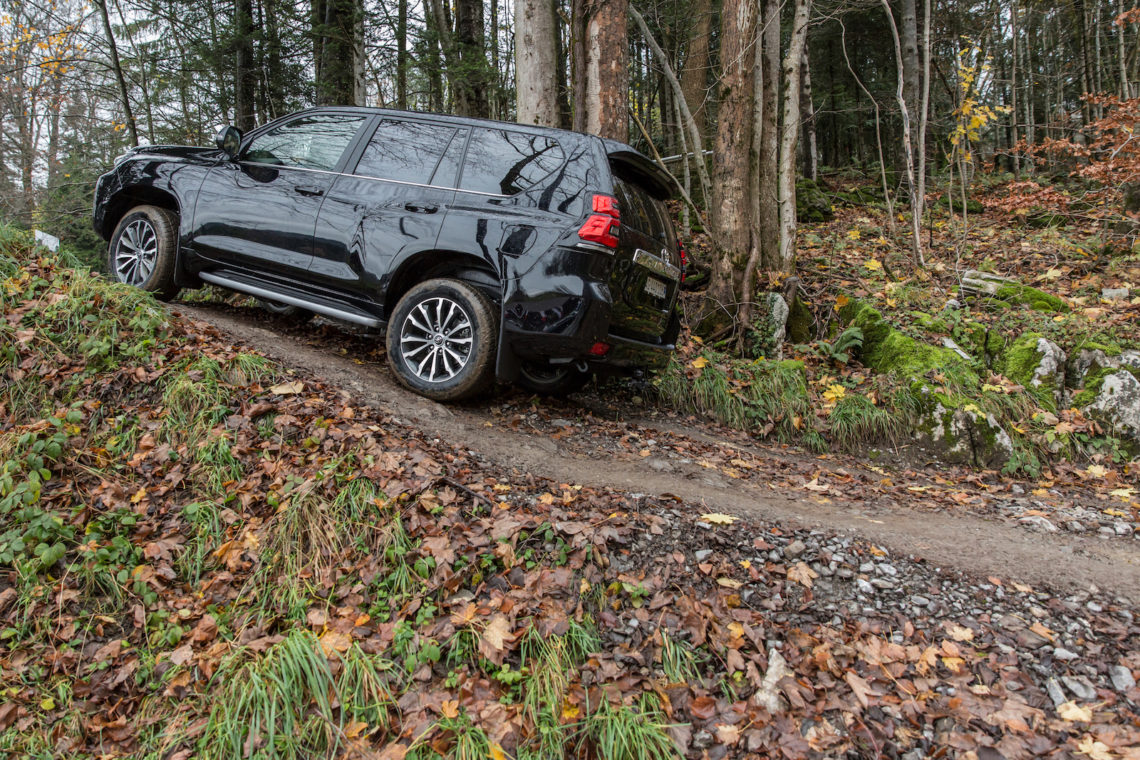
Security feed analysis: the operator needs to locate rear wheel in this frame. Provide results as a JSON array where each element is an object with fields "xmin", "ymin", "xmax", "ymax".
[
  {"xmin": 257, "ymin": 299, "xmax": 314, "ymax": 323},
  {"xmin": 386, "ymin": 278, "xmax": 498, "ymax": 401},
  {"xmin": 108, "ymin": 205, "xmax": 180, "ymax": 300},
  {"xmin": 516, "ymin": 361, "xmax": 590, "ymax": 396}
]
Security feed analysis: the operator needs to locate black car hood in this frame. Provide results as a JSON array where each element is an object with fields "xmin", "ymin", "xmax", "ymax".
[{"xmin": 123, "ymin": 145, "xmax": 221, "ymax": 161}]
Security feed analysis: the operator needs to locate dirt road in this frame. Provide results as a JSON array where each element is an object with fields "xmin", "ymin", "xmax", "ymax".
[{"xmin": 171, "ymin": 302, "xmax": 1140, "ymax": 601}]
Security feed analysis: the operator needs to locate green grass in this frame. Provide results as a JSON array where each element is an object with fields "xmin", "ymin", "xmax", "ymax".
[
  {"xmin": 408, "ymin": 712, "xmax": 496, "ymax": 760},
  {"xmin": 577, "ymin": 695, "xmax": 679, "ymax": 760},
  {"xmin": 659, "ymin": 629, "xmax": 701, "ymax": 685}
]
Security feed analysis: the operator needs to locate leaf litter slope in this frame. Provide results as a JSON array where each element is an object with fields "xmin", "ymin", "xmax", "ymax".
[
  {"xmin": 175, "ymin": 299, "xmax": 1140, "ymax": 599},
  {"xmin": 1, "ymin": 253, "xmax": 1138, "ymax": 758}
]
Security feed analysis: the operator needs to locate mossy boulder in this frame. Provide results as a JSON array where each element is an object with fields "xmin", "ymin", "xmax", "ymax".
[
  {"xmin": 836, "ymin": 186, "xmax": 886, "ymax": 206},
  {"xmin": 1070, "ymin": 344, "xmax": 1139, "ymax": 388},
  {"xmin": 1081, "ymin": 369, "xmax": 1140, "ymax": 443},
  {"xmin": 1003, "ymin": 333, "xmax": 1066, "ymax": 411},
  {"xmin": 839, "ymin": 300, "xmax": 976, "ymax": 381},
  {"xmin": 796, "ymin": 179, "xmax": 834, "ymax": 223},
  {"xmin": 787, "ymin": 295, "xmax": 814, "ymax": 344},
  {"xmin": 993, "ymin": 283, "xmax": 1069, "ymax": 313},
  {"xmin": 912, "ymin": 386, "xmax": 1014, "ymax": 468},
  {"xmin": 937, "ymin": 195, "xmax": 984, "ymax": 214}
]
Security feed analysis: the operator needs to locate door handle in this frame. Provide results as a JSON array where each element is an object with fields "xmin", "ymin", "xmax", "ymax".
[
  {"xmin": 404, "ymin": 202, "xmax": 439, "ymax": 214},
  {"xmin": 295, "ymin": 184, "xmax": 325, "ymax": 197}
]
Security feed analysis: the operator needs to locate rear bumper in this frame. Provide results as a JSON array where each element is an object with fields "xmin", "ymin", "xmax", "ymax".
[{"xmin": 498, "ymin": 266, "xmax": 679, "ymax": 378}]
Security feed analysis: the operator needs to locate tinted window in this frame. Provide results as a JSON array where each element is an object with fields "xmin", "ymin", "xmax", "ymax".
[
  {"xmin": 430, "ymin": 128, "xmax": 470, "ymax": 188},
  {"xmin": 244, "ymin": 114, "xmax": 365, "ymax": 171},
  {"xmin": 459, "ymin": 129, "xmax": 565, "ymax": 195},
  {"xmin": 614, "ymin": 175, "xmax": 676, "ymax": 246},
  {"xmin": 354, "ymin": 119, "xmax": 456, "ymax": 184}
]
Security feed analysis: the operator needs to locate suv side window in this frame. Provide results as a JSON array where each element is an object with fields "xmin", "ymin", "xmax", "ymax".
[
  {"xmin": 243, "ymin": 114, "xmax": 366, "ymax": 171},
  {"xmin": 354, "ymin": 119, "xmax": 457, "ymax": 185},
  {"xmin": 459, "ymin": 128, "xmax": 565, "ymax": 196}
]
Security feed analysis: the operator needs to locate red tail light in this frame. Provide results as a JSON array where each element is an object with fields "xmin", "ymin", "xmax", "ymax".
[
  {"xmin": 579, "ymin": 194, "xmax": 621, "ymax": 250},
  {"xmin": 678, "ymin": 242, "xmax": 688, "ymax": 283}
]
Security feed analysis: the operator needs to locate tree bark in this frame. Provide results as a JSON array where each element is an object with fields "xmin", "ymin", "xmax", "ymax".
[
  {"xmin": 679, "ymin": 0, "xmax": 713, "ymax": 138},
  {"xmin": 776, "ymin": 0, "xmax": 812, "ymax": 271},
  {"xmin": 516, "ymin": 0, "xmax": 560, "ymax": 125},
  {"xmin": 707, "ymin": 0, "xmax": 757, "ymax": 324},
  {"xmin": 901, "ymin": 0, "xmax": 920, "ymax": 164},
  {"xmin": 235, "ymin": 0, "xmax": 257, "ymax": 130},
  {"xmin": 397, "ymin": 0, "xmax": 408, "ymax": 108},
  {"xmin": 881, "ymin": 0, "xmax": 924, "ymax": 266},
  {"xmin": 455, "ymin": 0, "xmax": 490, "ymax": 117},
  {"xmin": 758, "ymin": 0, "xmax": 780, "ymax": 272},
  {"xmin": 573, "ymin": 0, "xmax": 628, "ymax": 140},
  {"xmin": 800, "ymin": 43, "xmax": 817, "ymax": 182},
  {"xmin": 314, "ymin": 0, "xmax": 359, "ymax": 105}
]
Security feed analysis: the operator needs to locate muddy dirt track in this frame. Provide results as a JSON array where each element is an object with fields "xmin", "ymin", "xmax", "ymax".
[{"xmin": 171, "ymin": 302, "xmax": 1140, "ymax": 602}]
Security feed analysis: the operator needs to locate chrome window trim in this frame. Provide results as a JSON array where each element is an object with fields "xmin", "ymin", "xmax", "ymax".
[{"xmin": 236, "ymin": 160, "xmax": 510, "ymax": 198}]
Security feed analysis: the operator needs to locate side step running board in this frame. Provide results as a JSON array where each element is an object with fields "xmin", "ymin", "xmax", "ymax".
[{"xmin": 198, "ymin": 271, "xmax": 382, "ymax": 327}]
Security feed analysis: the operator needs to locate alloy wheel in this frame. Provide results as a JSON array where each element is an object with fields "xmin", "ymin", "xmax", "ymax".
[
  {"xmin": 114, "ymin": 218, "xmax": 159, "ymax": 286},
  {"xmin": 399, "ymin": 296, "xmax": 474, "ymax": 383}
]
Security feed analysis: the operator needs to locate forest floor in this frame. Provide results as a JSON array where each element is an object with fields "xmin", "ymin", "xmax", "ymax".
[{"xmin": 2, "ymin": 212, "xmax": 1139, "ymax": 760}]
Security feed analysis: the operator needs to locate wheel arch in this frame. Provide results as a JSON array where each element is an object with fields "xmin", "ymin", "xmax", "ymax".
[
  {"xmin": 385, "ymin": 250, "xmax": 500, "ymax": 319},
  {"xmin": 99, "ymin": 186, "xmax": 181, "ymax": 241}
]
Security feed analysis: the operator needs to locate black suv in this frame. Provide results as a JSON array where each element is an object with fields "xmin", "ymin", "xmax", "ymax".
[{"xmin": 93, "ymin": 107, "xmax": 682, "ymax": 400}]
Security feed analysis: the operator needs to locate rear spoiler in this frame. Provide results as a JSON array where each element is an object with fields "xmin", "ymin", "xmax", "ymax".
[{"xmin": 600, "ymin": 139, "xmax": 677, "ymax": 200}]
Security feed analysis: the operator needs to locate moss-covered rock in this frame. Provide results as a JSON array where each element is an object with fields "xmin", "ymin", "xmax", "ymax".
[
  {"xmin": 1081, "ymin": 369, "xmax": 1140, "ymax": 443},
  {"xmin": 912, "ymin": 386, "xmax": 1014, "ymax": 468},
  {"xmin": 1072, "ymin": 365, "xmax": 1140, "ymax": 408},
  {"xmin": 993, "ymin": 283, "xmax": 1070, "ymax": 313},
  {"xmin": 937, "ymin": 195, "xmax": 984, "ymax": 214},
  {"xmin": 787, "ymin": 295, "xmax": 814, "ymax": 344},
  {"xmin": 839, "ymin": 300, "xmax": 975, "ymax": 381},
  {"xmin": 1003, "ymin": 333, "xmax": 1066, "ymax": 411},
  {"xmin": 796, "ymin": 179, "xmax": 834, "ymax": 223}
]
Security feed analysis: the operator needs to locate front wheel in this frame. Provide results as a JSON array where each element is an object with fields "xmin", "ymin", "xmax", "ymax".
[
  {"xmin": 108, "ymin": 205, "xmax": 180, "ymax": 300},
  {"xmin": 386, "ymin": 278, "xmax": 498, "ymax": 401},
  {"xmin": 516, "ymin": 361, "xmax": 591, "ymax": 396}
]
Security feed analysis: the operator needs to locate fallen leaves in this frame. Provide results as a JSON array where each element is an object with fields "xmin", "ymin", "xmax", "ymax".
[
  {"xmin": 787, "ymin": 562, "xmax": 819, "ymax": 589},
  {"xmin": 700, "ymin": 512, "xmax": 738, "ymax": 525}
]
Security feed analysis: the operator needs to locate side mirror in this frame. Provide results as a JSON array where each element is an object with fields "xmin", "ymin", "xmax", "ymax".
[{"xmin": 214, "ymin": 125, "xmax": 242, "ymax": 160}]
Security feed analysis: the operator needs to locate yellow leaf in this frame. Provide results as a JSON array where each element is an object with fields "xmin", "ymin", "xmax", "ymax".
[
  {"xmin": 848, "ymin": 229, "xmax": 862, "ymax": 240},
  {"xmin": 344, "ymin": 720, "xmax": 368, "ymax": 738},
  {"xmin": 1086, "ymin": 465, "xmax": 1109, "ymax": 479},
  {"xmin": 691, "ymin": 356, "xmax": 710, "ymax": 369},
  {"xmin": 1077, "ymin": 735, "xmax": 1115, "ymax": 760},
  {"xmin": 440, "ymin": 699, "xmax": 460, "ymax": 719},
  {"xmin": 490, "ymin": 744, "xmax": 508, "ymax": 760},
  {"xmin": 835, "ymin": 294, "xmax": 850, "ymax": 309},
  {"xmin": 492, "ymin": 483, "xmax": 511, "ymax": 492},
  {"xmin": 40, "ymin": 697, "xmax": 55, "ymax": 711},
  {"xmin": 130, "ymin": 487, "xmax": 147, "ymax": 504},
  {"xmin": 716, "ymin": 577, "xmax": 743, "ymax": 589},
  {"xmin": 639, "ymin": 449, "xmax": 651, "ymax": 457},
  {"xmin": 319, "ymin": 630, "xmax": 352, "ymax": 655},
  {"xmin": 949, "ymin": 624, "xmax": 975, "ymax": 642},
  {"xmin": 863, "ymin": 258, "xmax": 882, "ymax": 271},
  {"xmin": 1110, "ymin": 487, "xmax": 1135, "ymax": 500},
  {"xmin": 268, "ymin": 380, "xmax": 304, "ymax": 395},
  {"xmin": 700, "ymin": 513, "xmax": 738, "ymax": 525},
  {"xmin": 561, "ymin": 700, "xmax": 581, "ymax": 721},
  {"xmin": 941, "ymin": 656, "xmax": 965, "ymax": 673},
  {"xmin": 1058, "ymin": 701, "xmax": 1093, "ymax": 722},
  {"xmin": 1103, "ymin": 508, "xmax": 1128, "ymax": 518},
  {"xmin": 822, "ymin": 384, "xmax": 847, "ymax": 404}
]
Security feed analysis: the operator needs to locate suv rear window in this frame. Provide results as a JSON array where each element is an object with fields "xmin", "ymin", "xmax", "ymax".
[
  {"xmin": 459, "ymin": 129, "xmax": 565, "ymax": 196},
  {"xmin": 613, "ymin": 174, "xmax": 676, "ymax": 247}
]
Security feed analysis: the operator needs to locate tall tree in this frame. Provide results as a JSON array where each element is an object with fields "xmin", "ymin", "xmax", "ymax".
[
  {"xmin": 314, "ymin": 0, "xmax": 360, "ymax": 105},
  {"xmin": 679, "ymin": 0, "xmax": 713, "ymax": 139},
  {"xmin": 234, "ymin": 0, "xmax": 257, "ymax": 130},
  {"xmin": 776, "ymin": 0, "xmax": 813, "ymax": 270},
  {"xmin": 516, "ymin": 0, "xmax": 560, "ymax": 125},
  {"xmin": 572, "ymin": 0, "xmax": 629, "ymax": 140},
  {"xmin": 456, "ymin": 0, "xmax": 491, "ymax": 117},
  {"xmin": 707, "ymin": 0, "xmax": 757, "ymax": 325}
]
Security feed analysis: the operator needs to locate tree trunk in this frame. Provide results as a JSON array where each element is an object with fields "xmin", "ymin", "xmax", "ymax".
[
  {"xmin": 516, "ymin": 0, "xmax": 560, "ymax": 125},
  {"xmin": 573, "ymin": 0, "xmax": 628, "ymax": 139},
  {"xmin": 901, "ymin": 0, "xmax": 920, "ymax": 162},
  {"xmin": 314, "ymin": 0, "xmax": 359, "ymax": 105},
  {"xmin": 94, "ymin": 0, "xmax": 138, "ymax": 146},
  {"xmin": 707, "ymin": 0, "xmax": 756, "ymax": 325},
  {"xmin": 235, "ymin": 0, "xmax": 257, "ymax": 130},
  {"xmin": 424, "ymin": 0, "xmax": 446, "ymax": 111},
  {"xmin": 800, "ymin": 44, "xmax": 817, "ymax": 182},
  {"xmin": 777, "ymin": 0, "xmax": 812, "ymax": 271},
  {"xmin": 397, "ymin": 0, "xmax": 408, "ymax": 108},
  {"xmin": 882, "ymin": 0, "xmax": 924, "ymax": 266},
  {"xmin": 679, "ymin": 0, "xmax": 712, "ymax": 139},
  {"xmin": 265, "ymin": 0, "xmax": 286, "ymax": 118},
  {"xmin": 1011, "ymin": 0, "xmax": 1020, "ymax": 177},
  {"xmin": 455, "ymin": 0, "xmax": 490, "ymax": 117},
  {"xmin": 758, "ymin": 0, "xmax": 780, "ymax": 272}
]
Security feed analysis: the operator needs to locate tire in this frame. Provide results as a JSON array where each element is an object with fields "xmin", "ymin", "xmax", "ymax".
[
  {"xmin": 386, "ymin": 278, "xmax": 498, "ymax": 401},
  {"xmin": 257, "ymin": 299, "xmax": 314, "ymax": 324},
  {"xmin": 516, "ymin": 361, "xmax": 590, "ymax": 396},
  {"xmin": 107, "ymin": 205, "xmax": 180, "ymax": 301}
]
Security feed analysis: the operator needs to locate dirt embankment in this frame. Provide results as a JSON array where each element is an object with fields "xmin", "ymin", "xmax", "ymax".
[{"xmin": 172, "ymin": 302, "xmax": 1140, "ymax": 602}]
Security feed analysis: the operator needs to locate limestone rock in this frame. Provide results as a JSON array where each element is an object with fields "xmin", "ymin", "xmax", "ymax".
[
  {"xmin": 1084, "ymin": 369, "xmax": 1140, "ymax": 442},
  {"xmin": 917, "ymin": 395, "xmax": 1014, "ymax": 469},
  {"xmin": 1004, "ymin": 334, "xmax": 1066, "ymax": 410}
]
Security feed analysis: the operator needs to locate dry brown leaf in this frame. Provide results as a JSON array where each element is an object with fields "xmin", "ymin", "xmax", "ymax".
[{"xmin": 787, "ymin": 562, "xmax": 819, "ymax": 589}]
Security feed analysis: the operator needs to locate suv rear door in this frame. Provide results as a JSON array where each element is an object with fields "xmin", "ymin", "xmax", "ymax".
[{"xmin": 607, "ymin": 160, "xmax": 681, "ymax": 341}]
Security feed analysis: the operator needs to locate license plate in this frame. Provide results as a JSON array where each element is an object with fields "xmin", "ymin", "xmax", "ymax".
[{"xmin": 644, "ymin": 277, "xmax": 667, "ymax": 299}]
